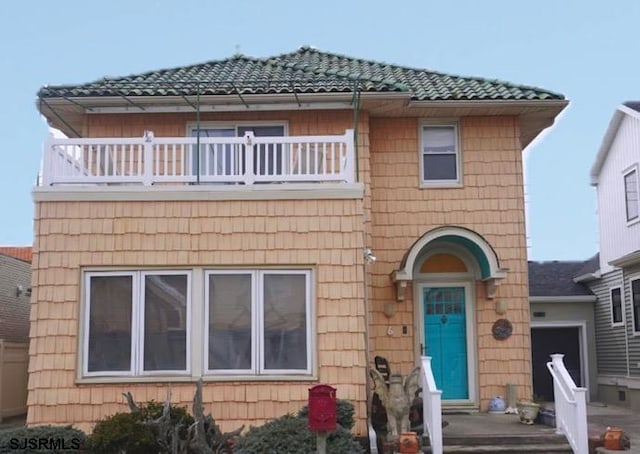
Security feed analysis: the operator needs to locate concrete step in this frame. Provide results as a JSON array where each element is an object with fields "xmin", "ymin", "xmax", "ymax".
[
  {"xmin": 422, "ymin": 433, "xmax": 572, "ymax": 453},
  {"xmin": 422, "ymin": 444, "xmax": 572, "ymax": 453}
]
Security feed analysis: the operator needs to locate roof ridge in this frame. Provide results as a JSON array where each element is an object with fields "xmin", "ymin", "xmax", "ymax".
[
  {"xmin": 266, "ymin": 46, "xmax": 409, "ymax": 91},
  {"xmin": 68, "ymin": 53, "xmax": 268, "ymax": 86},
  {"xmin": 274, "ymin": 46, "xmax": 563, "ymax": 99}
]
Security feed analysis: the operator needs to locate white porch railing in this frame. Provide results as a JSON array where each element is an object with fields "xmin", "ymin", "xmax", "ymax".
[
  {"xmin": 41, "ymin": 129, "xmax": 355, "ymax": 186},
  {"xmin": 421, "ymin": 356, "xmax": 443, "ymax": 454},
  {"xmin": 546, "ymin": 353, "xmax": 588, "ymax": 454}
]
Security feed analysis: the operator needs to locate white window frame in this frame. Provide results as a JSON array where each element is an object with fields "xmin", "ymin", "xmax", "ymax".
[
  {"xmin": 630, "ymin": 275, "xmax": 640, "ymax": 335},
  {"xmin": 82, "ymin": 270, "xmax": 192, "ymax": 378},
  {"xmin": 623, "ymin": 165, "xmax": 639, "ymax": 225},
  {"xmin": 140, "ymin": 271, "xmax": 192, "ymax": 376},
  {"xmin": 204, "ymin": 270, "xmax": 256, "ymax": 375},
  {"xmin": 204, "ymin": 269, "xmax": 312, "ymax": 376},
  {"xmin": 83, "ymin": 271, "xmax": 137, "ymax": 377},
  {"xmin": 419, "ymin": 123, "xmax": 462, "ymax": 188},
  {"xmin": 610, "ymin": 286, "xmax": 624, "ymax": 328}
]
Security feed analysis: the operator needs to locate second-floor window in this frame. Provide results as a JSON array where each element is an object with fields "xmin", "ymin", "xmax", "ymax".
[
  {"xmin": 610, "ymin": 287, "xmax": 623, "ymax": 326},
  {"xmin": 190, "ymin": 124, "xmax": 285, "ymax": 177},
  {"xmin": 421, "ymin": 125, "xmax": 460, "ymax": 186},
  {"xmin": 624, "ymin": 167, "xmax": 639, "ymax": 223}
]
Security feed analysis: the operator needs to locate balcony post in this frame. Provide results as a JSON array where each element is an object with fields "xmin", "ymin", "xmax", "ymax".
[
  {"xmin": 343, "ymin": 129, "xmax": 355, "ymax": 183},
  {"xmin": 143, "ymin": 130, "xmax": 154, "ymax": 186},
  {"xmin": 42, "ymin": 133, "xmax": 55, "ymax": 186},
  {"xmin": 244, "ymin": 131, "xmax": 255, "ymax": 185}
]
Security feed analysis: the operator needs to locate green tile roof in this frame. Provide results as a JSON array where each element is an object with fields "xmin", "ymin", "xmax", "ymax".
[{"xmin": 38, "ymin": 47, "xmax": 564, "ymax": 101}]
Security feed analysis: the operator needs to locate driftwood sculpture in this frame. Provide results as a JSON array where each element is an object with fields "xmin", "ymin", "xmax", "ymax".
[{"xmin": 370, "ymin": 367, "xmax": 421, "ymax": 439}]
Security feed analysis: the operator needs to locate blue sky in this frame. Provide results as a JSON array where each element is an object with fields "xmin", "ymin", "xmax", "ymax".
[{"xmin": 1, "ymin": 0, "xmax": 637, "ymax": 261}]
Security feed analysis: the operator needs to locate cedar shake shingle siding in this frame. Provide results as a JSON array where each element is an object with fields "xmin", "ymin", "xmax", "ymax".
[
  {"xmin": 30, "ymin": 198, "xmax": 368, "ymax": 433},
  {"xmin": 0, "ymin": 253, "xmax": 32, "ymax": 343},
  {"xmin": 32, "ymin": 49, "xmax": 567, "ymax": 432},
  {"xmin": 368, "ymin": 116, "xmax": 533, "ymax": 406}
]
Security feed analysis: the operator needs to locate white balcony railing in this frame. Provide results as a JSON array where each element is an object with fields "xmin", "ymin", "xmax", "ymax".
[
  {"xmin": 546, "ymin": 354, "xmax": 588, "ymax": 454},
  {"xmin": 421, "ymin": 356, "xmax": 443, "ymax": 454},
  {"xmin": 41, "ymin": 129, "xmax": 355, "ymax": 187}
]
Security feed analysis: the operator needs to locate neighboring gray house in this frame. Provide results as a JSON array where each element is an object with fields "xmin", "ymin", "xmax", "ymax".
[
  {"xmin": 0, "ymin": 250, "xmax": 31, "ymax": 420},
  {"xmin": 576, "ymin": 101, "xmax": 640, "ymax": 410},
  {"xmin": 0, "ymin": 252, "xmax": 31, "ymax": 343},
  {"xmin": 528, "ymin": 259, "xmax": 598, "ymax": 401}
]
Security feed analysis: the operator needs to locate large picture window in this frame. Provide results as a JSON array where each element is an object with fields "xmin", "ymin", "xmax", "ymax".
[
  {"xmin": 421, "ymin": 125, "xmax": 460, "ymax": 185},
  {"xmin": 84, "ymin": 271, "xmax": 191, "ymax": 376},
  {"xmin": 82, "ymin": 268, "xmax": 312, "ymax": 379},
  {"xmin": 206, "ymin": 270, "xmax": 311, "ymax": 375}
]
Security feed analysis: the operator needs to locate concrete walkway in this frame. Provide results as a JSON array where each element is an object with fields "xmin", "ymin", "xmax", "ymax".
[
  {"xmin": 587, "ymin": 403, "xmax": 640, "ymax": 452},
  {"xmin": 440, "ymin": 403, "xmax": 640, "ymax": 452}
]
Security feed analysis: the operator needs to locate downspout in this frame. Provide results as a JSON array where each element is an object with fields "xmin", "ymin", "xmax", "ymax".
[
  {"xmin": 196, "ymin": 84, "xmax": 201, "ymax": 185},
  {"xmin": 352, "ymin": 80, "xmax": 377, "ymax": 451}
]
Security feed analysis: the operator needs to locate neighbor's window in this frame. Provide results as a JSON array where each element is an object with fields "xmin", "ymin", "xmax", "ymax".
[
  {"xmin": 84, "ymin": 271, "xmax": 190, "ymax": 376},
  {"xmin": 421, "ymin": 125, "xmax": 460, "ymax": 185},
  {"xmin": 611, "ymin": 287, "xmax": 623, "ymax": 326},
  {"xmin": 206, "ymin": 270, "xmax": 311, "ymax": 374},
  {"xmin": 632, "ymin": 278, "xmax": 640, "ymax": 333},
  {"xmin": 624, "ymin": 168, "xmax": 639, "ymax": 222}
]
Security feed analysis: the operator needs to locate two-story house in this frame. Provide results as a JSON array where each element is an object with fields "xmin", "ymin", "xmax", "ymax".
[
  {"xmin": 577, "ymin": 102, "xmax": 640, "ymax": 410},
  {"xmin": 29, "ymin": 47, "xmax": 567, "ymax": 434}
]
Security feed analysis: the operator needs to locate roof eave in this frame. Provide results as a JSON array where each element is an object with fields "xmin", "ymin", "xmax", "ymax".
[
  {"xmin": 573, "ymin": 271, "xmax": 601, "ymax": 283},
  {"xmin": 609, "ymin": 250, "xmax": 640, "ymax": 268},
  {"xmin": 591, "ymin": 104, "xmax": 640, "ymax": 185},
  {"xmin": 407, "ymin": 99, "xmax": 568, "ymax": 109},
  {"xmin": 529, "ymin": 295, "xmax": 596, "ymax": 303}
]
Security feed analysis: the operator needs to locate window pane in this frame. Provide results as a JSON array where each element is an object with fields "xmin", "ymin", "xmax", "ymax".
[
  {"xmin": 144, "ymin": 274, "xmax": 188, "ymax": 371},
  {"xmin": 238, "ymin": 126, "xmax": 285, "ymax": 176},
  {"xmin": 208, "ymin": 274, "xmax": 252, "ymax": 370},
  {"xmin": 87, "ymin": 275, "xmax": 132, "ymax": 372},
  {"xmin": 423, "ymin": 127, "xmax": 455, "ymax": 154},
  {"xmin": 633, "ymin": 280, "xmax": 640, "ymax": 332},
  {"xmin": 611, "ymin": 288, "xmax": 622, "ymax": 324},
  {"xmin": 192, "ymin": 128, "xmax": 236, "ymax": 176},
  {"xmin": 625, "ymin": 170, "xmax": 639, "ymax": 221},
  {"xmin": 263, "ymin": 274, "xmax": 307, "ymax": 370},
  {"xmin": 423, "ymin": 154, "xmax": 457, "ymax": 180}
]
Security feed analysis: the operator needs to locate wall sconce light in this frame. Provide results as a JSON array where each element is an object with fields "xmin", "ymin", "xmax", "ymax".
[
  {"xmin": 363, "ymin": 248, "xmax": 377, "ymax": 264},
  {"xmin": 495, "ymin": 299, "xmax": 507, "ymax": 315},
  {"xmin": 383, "ymin": 302, "xmax": 397, "ymax": 318},
  {"xmin": 16, "ymin": 285, "xmax": 32, "ymax": 297}
]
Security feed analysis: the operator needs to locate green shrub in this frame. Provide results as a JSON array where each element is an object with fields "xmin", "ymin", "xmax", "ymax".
[
  {"xmin": 88, "ymin": 400, "xmax": 194, "ymax": 454},
  {"xmin": 298, "ymin": 399, "xmax": 355, "ymax": 430},
  {"xmin": 233, "ymin": 414, "xmax": 363, "ymax": 454},
  {"xmin": 0, "ymin": 425, "xmax": 86, "ymax": 454}
]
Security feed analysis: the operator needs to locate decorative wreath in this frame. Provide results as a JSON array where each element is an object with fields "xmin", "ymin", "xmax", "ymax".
[{"xmin": 492, "ymin": 318, "xmax": 513, "ymax": 340}]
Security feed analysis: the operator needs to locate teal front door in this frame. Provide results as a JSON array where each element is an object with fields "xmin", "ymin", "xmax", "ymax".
[{"xmin": 423, "ymin": 286, "xmax": 468, "ymax": 400}]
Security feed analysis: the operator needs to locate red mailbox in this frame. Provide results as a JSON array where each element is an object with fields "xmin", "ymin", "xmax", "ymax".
[{"xmin": 308, "ymin": 384, "xmax": 337, "ymax": 432}]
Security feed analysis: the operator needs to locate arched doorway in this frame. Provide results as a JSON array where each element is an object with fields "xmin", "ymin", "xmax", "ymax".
[{"xmin": 391, "ymin": 226, "xmax": 507, "ymax": 407}]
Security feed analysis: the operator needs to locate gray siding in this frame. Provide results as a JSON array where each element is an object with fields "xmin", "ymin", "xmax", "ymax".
[
  {"xmin": 624, "ymin": 263, "xmax": 640, "ymax": 377},
  {"xmin": 586, "ymin": 269, "xmax": 627, "ymax": 375},
  {"xmin": 0, "ymin": 254, "xmax": 31, "ymax": 343}
]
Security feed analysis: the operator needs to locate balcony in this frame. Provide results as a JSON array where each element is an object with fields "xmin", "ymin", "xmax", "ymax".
[{"xmin": 39, "ymin": 130, "xmax": 356, "ymax": 197}]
